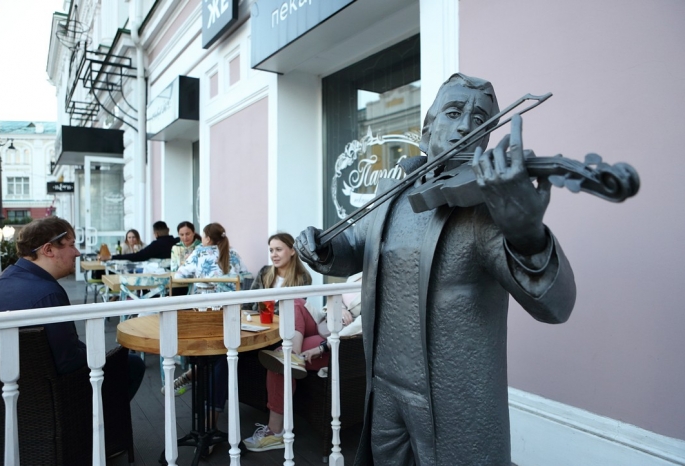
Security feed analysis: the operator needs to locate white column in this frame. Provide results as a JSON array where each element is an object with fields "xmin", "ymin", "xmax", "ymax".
[{"xmin": 161, "ymin": 140, "xmax": 193, "ymax": 227}]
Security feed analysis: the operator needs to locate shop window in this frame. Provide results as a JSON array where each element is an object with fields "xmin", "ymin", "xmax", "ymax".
[
  {"xmin": 322, "ymin": 35, "xmax": 421, "ymax": 229},
  {"xmin": 7, "ymin": 177, "xmax": 30, "ymax": 199}
]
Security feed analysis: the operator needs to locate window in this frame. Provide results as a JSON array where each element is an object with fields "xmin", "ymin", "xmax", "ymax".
[
  {"xmin": 322, "ymin": 35, "xmax": 421, "ymax": 228},
  {"xmin": 6, "ymin": 177, "xmax": 30, "ymax": 199},
  {"xmin": 7, "ymin": 210, "xmax": 30, "ymax": 223},
  {"xmin": 4, "ymin": 147, "xmax": 30, "ymax": 165}
]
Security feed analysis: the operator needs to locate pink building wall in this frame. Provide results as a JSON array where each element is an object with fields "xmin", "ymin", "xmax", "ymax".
[
  {"xmin": 460, "ymin": 0, "xmax": 685, "ymax": 439},
  {"xmin": 148, "ymin": 0, "xmax": 200, "ymax": 64},
  {"xmin": 209, "ymin": 98, "xmax": 269, "ymax": 275}
]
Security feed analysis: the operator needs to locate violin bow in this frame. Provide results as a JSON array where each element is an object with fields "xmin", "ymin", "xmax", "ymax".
[{"xmin": 317, "ymin": 92, "xmax": 554, "ymax": 246}]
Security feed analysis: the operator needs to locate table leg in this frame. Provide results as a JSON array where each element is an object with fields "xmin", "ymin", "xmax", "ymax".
[{"xmin": 158, "ymin": 356, "xmax": 227, "ymax": 466}]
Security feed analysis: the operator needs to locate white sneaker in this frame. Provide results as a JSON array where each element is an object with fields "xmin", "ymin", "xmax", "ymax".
[{"xmin": 243, "ymin": 424, "xmax": 285, "ymax": 452}]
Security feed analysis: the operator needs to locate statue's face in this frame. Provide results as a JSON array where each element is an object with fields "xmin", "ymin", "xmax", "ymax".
[{"xmin": 426, "ymin": 85, "xmax": 494, "ymax": 162}]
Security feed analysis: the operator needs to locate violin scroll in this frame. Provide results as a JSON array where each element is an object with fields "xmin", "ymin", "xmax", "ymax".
[{"xmin": 547, "ymin": 153, "xmax": 640, "ymax": 203}]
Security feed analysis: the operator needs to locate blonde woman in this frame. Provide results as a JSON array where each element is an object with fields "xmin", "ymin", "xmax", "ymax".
[
  {"xmin": 122, "ymin": 229, "xmax": 145, "ymax": 254},
  {"xmin": 243, "ymin": 233, "xmax": 347, "ymax": 453},
  {"xmin": 244, "ymin": 232, "xmax": 312, "ymax": 310}
]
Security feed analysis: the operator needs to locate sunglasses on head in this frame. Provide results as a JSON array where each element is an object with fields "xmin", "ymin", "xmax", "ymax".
[{"xmin": 31, "ymin": 231, "xmax": 68, "ymax": 253}]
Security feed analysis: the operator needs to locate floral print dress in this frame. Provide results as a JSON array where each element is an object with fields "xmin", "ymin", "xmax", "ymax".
[{"xmin": 174, "ymin": 245, "xmax": 250, "ymax": 293}]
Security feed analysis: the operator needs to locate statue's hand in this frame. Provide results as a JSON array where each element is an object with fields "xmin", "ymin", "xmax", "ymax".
[
  {"xmin": 295, "ymin": 226, "xmax": 329, "ymax": 265},
  {"xmin": 472, "ymin": 114, "xmax": 551, "ymax": 256}
]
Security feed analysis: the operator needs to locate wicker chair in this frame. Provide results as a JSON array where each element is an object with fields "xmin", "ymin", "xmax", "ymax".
[
  {"xmin": 238, "ymin": 336, "xmax": 366, "ymax": 460},
  {"xmin": 0, "ymin": 327, "xmax": 134, "ymax": 465}
]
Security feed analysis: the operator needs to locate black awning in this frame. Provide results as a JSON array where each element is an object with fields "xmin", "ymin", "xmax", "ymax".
[{"xmin": 55, "ymin": 126, "xmax": 124, "ymax": 165}]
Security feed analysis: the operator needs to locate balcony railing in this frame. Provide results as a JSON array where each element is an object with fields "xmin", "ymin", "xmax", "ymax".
[{"xmin": 0, "ymin": 281, "xmax": 362, "ymax": 466}]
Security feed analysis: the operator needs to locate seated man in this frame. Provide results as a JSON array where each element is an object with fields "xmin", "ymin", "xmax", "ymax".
[
  {"xmin": 0, "ymin": 217, "xmax": 145, "ymax": 400},
  {"xmin": 103, "ymin": 220, "xmax": 178, "ymax": 262}
]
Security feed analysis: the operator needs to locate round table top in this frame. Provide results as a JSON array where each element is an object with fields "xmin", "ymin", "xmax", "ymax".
[{"xmin": 116, "ymin": 310, "xmax": 281, "ymax": 356}]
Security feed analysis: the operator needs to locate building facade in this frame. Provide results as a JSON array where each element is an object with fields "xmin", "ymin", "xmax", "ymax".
[
  {"xmin": 46, "ymin": 0, "xmax": 685, "ymax": 464},
  {"xmin": 0, "ymin": 121, "xmax": 73, "ymax": 224}
]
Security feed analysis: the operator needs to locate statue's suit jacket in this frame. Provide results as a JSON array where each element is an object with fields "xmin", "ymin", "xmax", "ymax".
[{"xmin": 311, "ymin": 178, "xmax": 576, "ymax": 465}]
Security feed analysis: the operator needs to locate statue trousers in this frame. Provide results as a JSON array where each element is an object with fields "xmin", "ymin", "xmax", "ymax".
[{"xmin": 371, "ymin": 375, "xmax": 436, "ymax": 466}]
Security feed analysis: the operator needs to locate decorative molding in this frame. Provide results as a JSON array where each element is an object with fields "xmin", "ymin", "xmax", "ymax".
[
  {"xmin": 509, "ymin": 388, "xmax": 685, "ymax": 465},
  {"xmin": 148, "ymin": 1, "xmax": 202, "ymax": 68},
  {"xmin": 204, "ymin": 85, "xmax": 269, "ymax": 128}
]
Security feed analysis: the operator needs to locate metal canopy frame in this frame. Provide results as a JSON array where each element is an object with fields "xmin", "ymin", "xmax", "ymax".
[{"xmin": 65, "ymin": 47, "xmax": 138, "ymax": 130}]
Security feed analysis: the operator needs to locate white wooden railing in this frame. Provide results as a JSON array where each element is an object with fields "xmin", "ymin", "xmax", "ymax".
[{"xmin": 0, "ymin": 282, "xmax": 362, "ymax": 466}]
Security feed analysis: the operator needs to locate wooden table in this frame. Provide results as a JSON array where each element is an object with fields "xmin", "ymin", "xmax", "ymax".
[
  {"xmin": 80, "ymin": 260, "xmax": 106, "ymax": 272},
  {"xmin": 117, "ymin": 311, "xmax": 280, "ymax": 465},
  {"xmin": 116, "ymin": 310, "xmax": 280, "ymax": 355}
]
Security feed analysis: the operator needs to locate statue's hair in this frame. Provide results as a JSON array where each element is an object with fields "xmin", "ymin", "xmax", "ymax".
[{"xmin": 419, "ymin": 73, "xmax": 500, "ymax": 154}]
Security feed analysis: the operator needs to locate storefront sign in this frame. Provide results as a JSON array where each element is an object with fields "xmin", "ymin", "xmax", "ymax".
[
  {"xmin": 147, "ymin": 76, "xmax": 199, "ymax": 141},
  {"xmin": 251, "ymin": 0, "xmax": 355, "ymax": 68},
  {"xmin": 202, "ymin": 0, "xmax": 239, "ymax": 49},
  {"xmin": 331, "ymin": 128, "xmax": 419, "ymax": 220},
  {"xmin": 47, "ymin": 182, "xmax": 75, "ymax": 194}
]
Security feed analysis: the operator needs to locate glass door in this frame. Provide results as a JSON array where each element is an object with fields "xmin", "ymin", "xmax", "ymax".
[{"xmin": 83, "ymin": 156, "xmax": 126, "ymax": 255}]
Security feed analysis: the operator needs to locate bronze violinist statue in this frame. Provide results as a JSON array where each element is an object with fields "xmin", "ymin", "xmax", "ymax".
[{"xmin": 296, "ymin": 73, "xmax": 634, "ymax": 465}]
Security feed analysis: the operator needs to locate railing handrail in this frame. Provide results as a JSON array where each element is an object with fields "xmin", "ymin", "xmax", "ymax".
[{"xmin": 0, "ymin": 282, "xmax": 362, "ymax": 329}]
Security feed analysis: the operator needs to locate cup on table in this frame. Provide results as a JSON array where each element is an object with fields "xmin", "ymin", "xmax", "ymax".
[{"xmin": 259, "ymin": 300, "xmax": 275, "ymax": 324}]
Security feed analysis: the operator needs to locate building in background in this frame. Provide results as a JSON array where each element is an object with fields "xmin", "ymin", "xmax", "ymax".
[
  {"xmin": 0, "ymin": 121, "xmax": 73, "ymax": 224},
  {"xmin": 44, "ymin": 1, "xmax": 684, "ymax": 464}
]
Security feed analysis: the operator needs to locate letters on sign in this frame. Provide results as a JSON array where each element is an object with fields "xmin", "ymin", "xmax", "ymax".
[
  {"xmin": 271, "ymin": 0, "xmax": 314, "ymax": 27},
  {"xmin": 202, "ymin": 0, "xmax": 238, "ymax": 49},
  {"xmin": 331, "ymin": 127, "xmax": 420, "ymax": 219}
]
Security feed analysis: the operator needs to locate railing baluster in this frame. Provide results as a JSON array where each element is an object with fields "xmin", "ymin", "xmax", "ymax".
[
  {"xmin": 223, "ymin": 304, "xmax": 242, "ymax": 464},
  {"xmin": 160, "ymin": 311, "xmax": 179, "ymax": 466},
  {"xmin": 1, "ymin": 327, "xmax": 20, "ymax": 466},
  {"xmin": 86, "ymin": 318, "xmax": 107, "ymax": 466},
  {"xmin": 326, "ymin": 295, "xmax": 344, "ymax": 466},
  {"xmin": 280, "ymin": 299, "xmax": 296, "ymax": 466}
]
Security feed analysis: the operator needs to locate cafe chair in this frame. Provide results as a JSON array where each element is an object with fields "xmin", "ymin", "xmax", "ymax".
[
  {"xmin": 0, "ymin": 328, "xmax": 135, "ymax": 464},
  {"xmin": 84, "ymin": 270, "xmax": 106, "ymax": 304},
  {"xmin": 119, "ymin": 274, "xmax": 172, "ymax": 323},
  {"xmin": 171, "ymin": 275, "xmax": 241, "ymax": 295}
]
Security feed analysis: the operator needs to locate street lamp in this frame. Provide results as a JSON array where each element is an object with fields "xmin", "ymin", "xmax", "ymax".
[
  {"xmin": 0, "ymin": 224, "xmax": 16, "ymax": 273},
  {"xmin": 0, "ymin": 138, "xmax": 17, "ymax": 225}
]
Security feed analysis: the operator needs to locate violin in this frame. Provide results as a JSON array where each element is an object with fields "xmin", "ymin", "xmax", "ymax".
[
  {"xmin": 407, "ymin": 151, "xmax": 640, "ymax": 213},
  {"xmin": 318, "ymin": 92, "xmax": 640, "ymax": 246}
]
